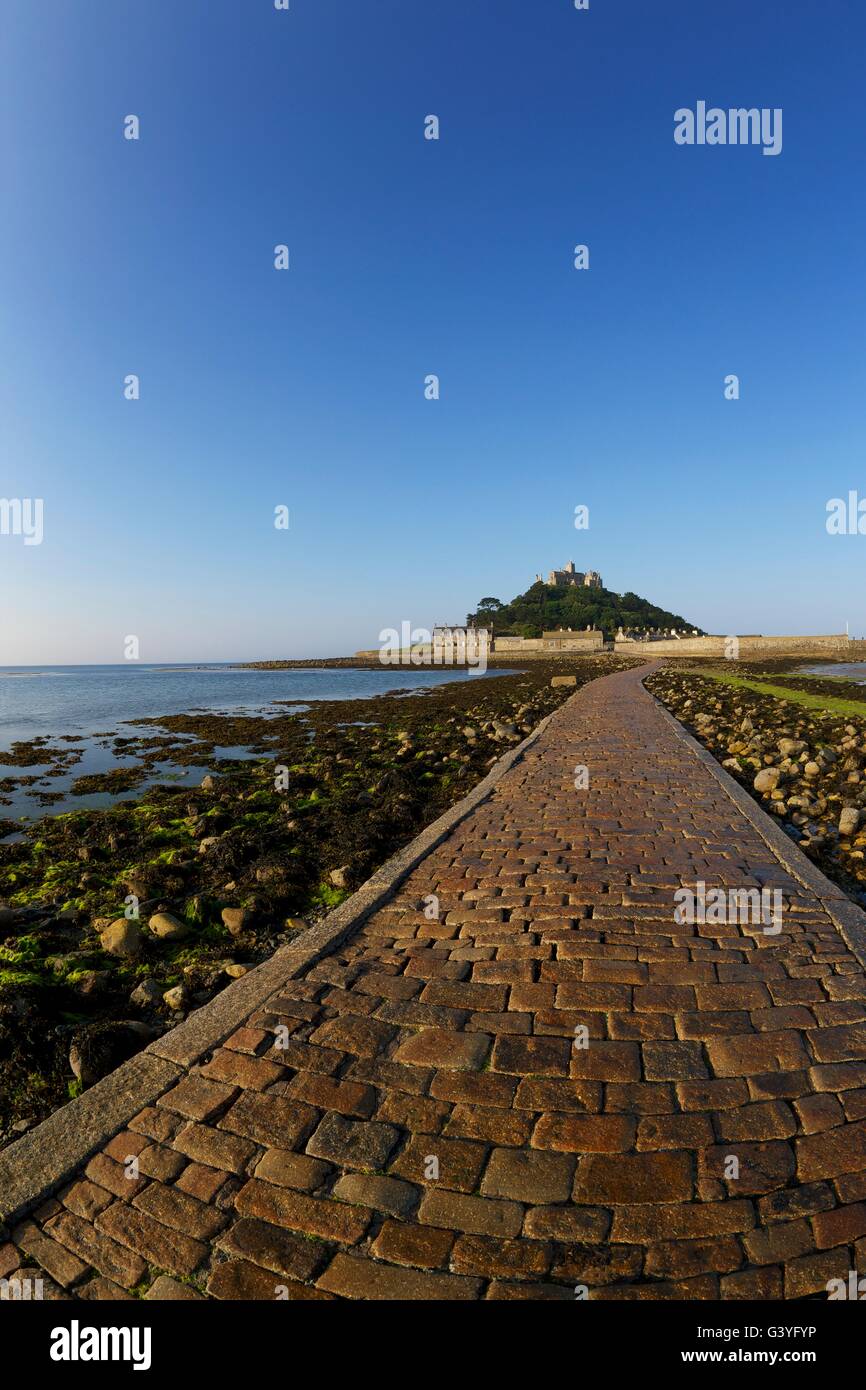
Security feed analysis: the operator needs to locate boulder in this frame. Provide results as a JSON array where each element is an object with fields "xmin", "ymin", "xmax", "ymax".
[
  {"xmin": 162, "ymin": 985, "xmax": 186, "ymax": 1011},
  {"xmin": 551, "ymin": 676, "xmax": 577, "ymax": 688},
  {"xmin": 148, "ymin": 911, "xmax": 190, "ymax": 941},
  {"xmin": 221, "ymin": 907, "xmax": 251, "ymax": 936},
  {"xmin": 99, "ymin": 919, "xmax": 141, "ymax": 958}
]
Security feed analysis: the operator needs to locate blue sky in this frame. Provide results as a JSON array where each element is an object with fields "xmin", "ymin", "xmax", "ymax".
[{"xmin": 1, "ymin": 0, "xmax": 864, "ymax": 662}]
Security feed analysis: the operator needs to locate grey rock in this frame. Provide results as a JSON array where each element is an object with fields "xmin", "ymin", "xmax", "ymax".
[{"xmin": 130, "ymin": 979, "xmax": 163, "ymax": 1008}]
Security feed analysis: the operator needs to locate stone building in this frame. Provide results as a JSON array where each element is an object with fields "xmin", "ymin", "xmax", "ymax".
[
  {"xmin": 534, "ymin": 561, "xmax": 603, "ymax": 589},
  {"xmin": 432, "ymin": 626, "xmax": 491, "ymax": 663}
]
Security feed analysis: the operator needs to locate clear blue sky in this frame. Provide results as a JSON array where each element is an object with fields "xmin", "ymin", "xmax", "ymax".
[{"xmin": 2, "ymin": 0, "xmax": 864, "ymax": 662}]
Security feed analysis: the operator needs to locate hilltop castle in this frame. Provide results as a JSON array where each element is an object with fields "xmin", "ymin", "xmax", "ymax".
[{"xmin": 534, "ymin": 561, "xmax": 603, "ymax": 590}]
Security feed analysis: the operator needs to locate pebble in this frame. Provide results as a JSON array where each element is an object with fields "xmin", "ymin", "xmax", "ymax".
[
  {"xmin": 754, "ymin": 768, "xmax": 783, "ymax": 792},
  {"xmin": 839, "ymin": 807, "xmax": 860, "ymax": 838}
]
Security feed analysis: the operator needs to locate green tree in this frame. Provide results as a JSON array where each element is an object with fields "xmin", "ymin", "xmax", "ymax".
[{"xmin": 466, "ymin": 582, "xmax": 700, "ymax": 639}]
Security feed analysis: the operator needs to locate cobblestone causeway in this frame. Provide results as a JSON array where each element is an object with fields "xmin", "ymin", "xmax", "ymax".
[{"xmin": 5, "ymin": 664, "xmax": 866, "ymax": 1301}]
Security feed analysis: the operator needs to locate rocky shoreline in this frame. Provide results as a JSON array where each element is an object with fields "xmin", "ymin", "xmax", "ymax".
[
  {"xmin": 0, "ymin": 655, "xmax": 636, "ymax": 1146},
  {"xmin": 647, "ymin": 663, "xmax": 866, "ymax": 906}
]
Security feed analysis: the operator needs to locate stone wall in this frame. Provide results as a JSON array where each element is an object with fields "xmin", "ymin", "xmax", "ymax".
[
  {"xmin": 737, "ymin": 633, "xmax": 849, "ymax": 654},
  {"xmin": 542, "ymin": 632, "xmax": 605, "ymax": 652},
  {"xmin": 493, "ymin": 637, "xmax": 543, "ymax": 652},
  {"xmin": 354, "ymin": 632, "xmax": 853, "ymax": 663},
  {"xmin": 613, "ymin": 633, "xmax": 849, "ymax": 659}
]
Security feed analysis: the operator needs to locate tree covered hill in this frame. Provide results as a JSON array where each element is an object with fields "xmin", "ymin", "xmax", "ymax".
[{"xmin": 466, "ymin": 582, "xmax": 701, "ymax": 639}]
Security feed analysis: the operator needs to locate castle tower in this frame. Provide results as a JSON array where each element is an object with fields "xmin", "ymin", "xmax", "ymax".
[{"xmin": 540, "ymin": 564, "xmax": 603, "ymax": 589}]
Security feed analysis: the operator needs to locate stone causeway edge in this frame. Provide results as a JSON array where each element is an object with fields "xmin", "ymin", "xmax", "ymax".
[{"xmin": 0, "ymin": 697, "xmax": 566, "ymax": 1228}]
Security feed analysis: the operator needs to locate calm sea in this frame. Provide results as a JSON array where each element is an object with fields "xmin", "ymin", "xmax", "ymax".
[
  {"xmin": 801, "ymin": 664, "xmax": 866, "ymax": 684},
  {"xmin": 0, "ymin": 664, "xmax": 511, "ymax": 822}
]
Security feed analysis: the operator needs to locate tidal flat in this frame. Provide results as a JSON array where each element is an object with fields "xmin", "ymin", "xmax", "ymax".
[{"xmin": 0, "ymin": 656, "xmax": 635, "ymax": 1144}]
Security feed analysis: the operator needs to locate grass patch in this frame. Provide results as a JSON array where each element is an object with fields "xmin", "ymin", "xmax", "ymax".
[
  {"xmin": 696, "ymin": 668, "xmax": 866, "ymax": 719},
  {"xmin": 310, "ymin": 883, "xmax": 349, "ymax": 910}
]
